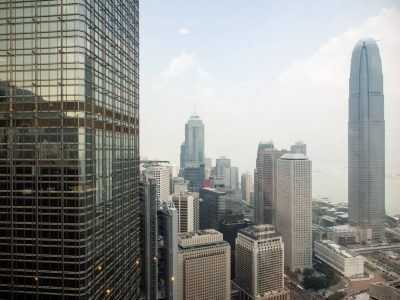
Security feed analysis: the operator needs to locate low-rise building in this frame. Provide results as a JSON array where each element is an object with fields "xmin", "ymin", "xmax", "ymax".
[{"xmin": 314, "ymin": 240, "xmax": 364, "ymax": 278}]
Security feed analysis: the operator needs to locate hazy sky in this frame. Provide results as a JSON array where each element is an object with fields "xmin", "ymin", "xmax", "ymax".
[{"xmin": 140, "ymin": 1, "xmax": 400, "ymax": 175}]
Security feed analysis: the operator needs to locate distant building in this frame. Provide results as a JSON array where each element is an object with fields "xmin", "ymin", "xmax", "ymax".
[
  {"xmin": 223, "ymin": 166, "xmax": 239, "ymax": 191},
  {"xmin": 178, "ymin": 229, "xmax": 230, "ymax": 300},
  {"xmin": 219, "ymin": 214, "xmax": 251, "ymax": 279},
  {"xmin": 199, "ymin": 188, "xmax": 227, "ymax": 230},
  {"xmin": 276, "ymin": 153, "xmax": 312, "ymax": 272},
  {"xmin": 241, "ymin": 173, "xmax": 254, "ymax": 203},
  {"xmin": 216, "ymin": 156, "xmax": 231, "ymax": 178},
  {"xmin": 170, "ymin": 165, "xmax": 179, "ymax": 178},
  {"xmin": 171, "ymin": 192, "xmax": 200, "ymax": 233},
  {"xmin": 204, "ymin": 156, "xmax": 212, "ymax": 170},
  {"xmin": 233, "ymin": 225, "xmax": 290, "ymax": 300},
  {"xmin": 181, "ymin": 163, "xmax": 205, "ymax": 193},
  {"xmin": 180, "ymin": 113, "xmax": 205, "ymax": 170},
  {"xmin": 254, "ymin": 141, "xmax": 288, "ymax": 225},
  {"xmin": 325, "ymin": 225, "xmax": 372, "ymax": 245},
  {"xmin": 158, "ymin": 201, "xmax": 179, "ymax": 300},
  {"xmin": 348, "ymin": 38, "xmax": 385, "ymax": 240},
  {"xmin": 290, "ymin": 141, "xmax": 307, "ymax": 156},
  {"xmin": 314, "ymin": 240, "xmax": 364, "ymax": 278},
  {"xmin": 143, "ymin": 161, "xmax": 170, "ymax": 201},
  {"xmin": 170, "ymin": 177, "xmax": 188, "ymax": 194}
]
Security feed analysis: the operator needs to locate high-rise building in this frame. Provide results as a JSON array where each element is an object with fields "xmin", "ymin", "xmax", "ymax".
[
  {"xmin": 199, "ymin": 187, "xmax": 227, "ymax": 230},
  {"xmin": 215, "ymin": 156, "xmax": 231, "ymax": 178},
  {"xmin": 254, "ymin": 141, "xmax": 288, "ymax": 225},
  {"xmin": 241, "ymin": 172, "xmax": 254, "ymax": 203},
  {"xmin": 140, "ymin": 172, "xmax": 159, "ymax": 299},
  {"xmin": 143, "ymin": 161, "xmax": 170, "ymax": 202},
  {"xmin": 276, "ymin": 153, "xmax": 312, "ymax": 272},
  {"xmin": 181, "ymin": 162, "xmax": 205, "ymax": 193},
  {"xmin": 223, "ymin": 166, "xmax": 239, "ymax": 191},
  {"xmin": 170, "ymin": 176, "xmax": 189, "ymax": 194},
  {"xmin": 180, "ymin": 113, "xmax": 205, "ymax": 170},
  {"xmin": 171, "ymin": 192, "xmax": 200, "ymax": 233},
  {"xmin": 348, "ymin": 38, "xmax": 385, "ymax": 240},
  {"xmin": 178, "ymin": 229, "xmax": 231, "ymax": 300},
  {"xmin": 204, "ymin": 156, "xmax": 212, "ymax": 170},
  {"xmin": 233, "ymin": 225, "xmax": 290, "ymax": 300},
  {"xmin": 170, "ymin": 164, "xmax": 179, "ymax": 178},
  {"xmin": 158, "ymin": 201, "xmax": 179, "ymax": 300},
  {"xmin": 0, "ymin": 1, "xmax": 140, "ymax": 298},
  {"xmin": 290, "ymin": 141, "xmax": 307, "ymax": 156}
]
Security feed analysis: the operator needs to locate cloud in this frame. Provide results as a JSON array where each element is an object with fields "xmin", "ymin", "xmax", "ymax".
[
  {"xmin": 178, "ymin": 28, "xmax": 190, "ymax": 35},
  {"xmin": 158, "ymin": 51, "xmax": 197, "ymax": 81}
]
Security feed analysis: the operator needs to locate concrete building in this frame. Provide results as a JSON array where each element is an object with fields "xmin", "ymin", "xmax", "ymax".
[
  {"xmin": 171, "ymin": 192, "xmax": 199, "ymax": 233},
  {"xmin": 348, "ymin": 38, "xmax": 385, "ymax": 240},
  {"xmin": 180, "ymin": 113, "xmax": 205, "ymax": 170},
  {"xmin": 290, "ymin": 141, "xmax": 307, "ymax": 156},
  {"xmin": 216, "ymin": 156, "xmax": 231, "ymax": 178},
  {"xmin": 178, "ymin": 229, "xmax": 230, "ymax": 300},
  {"xmin": 276, "ymin": 153, "xmax": 312, "ymax": 272},
  {"xmin": 143, "ymin": 161, "xmax": 170, "ymax": 202},
  {"xmin": 254, "ymin": 141, "xmax": 288, "ymax": 225},
  {"xmin": 223, "ymin": 166, "xmax": 239, "ymax": 191},
  {"xmin": 314, "ymin": 240, "xmax": 364, "ymax": 278},
  {"xmin": 0, "ymin": 1, "xmax": 141, "ymax": 298},
  {"xmin": 170, "ymin": 177, "xmax": 189, "ymax": 194},
  {"xmin": 241, "ymin": 172, "xmax": 254, "ymax": 203},
  {"xmin": 158, "ymin": 201, "xmax": 179, "ymax": 300},
  {"xmin": 233, "ymin": 225, "xmax": 290, "ymax": 300},
  {"xmin": 326, "ymin": 225, "xmax": 372, "ymax": 245}
]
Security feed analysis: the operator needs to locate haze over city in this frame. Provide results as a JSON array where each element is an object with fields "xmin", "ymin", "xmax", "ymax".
[{"xmin": 140, "ymin": 1, "xmax": 400, "ymax": 206}]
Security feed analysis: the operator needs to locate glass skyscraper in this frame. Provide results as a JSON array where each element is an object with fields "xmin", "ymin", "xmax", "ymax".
[
  {"xmin": 0, "ymin": 1, "xmax": 140, "ymax": 298},
  {"xmin": 180, "ymin": 113, "xmax": 204, "ymax": 170},
  {"xmin": 348, "ymin": 38, "xmax": 385, "ymax": 240}
]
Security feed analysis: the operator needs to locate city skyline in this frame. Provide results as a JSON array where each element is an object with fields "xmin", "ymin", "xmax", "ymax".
[{"xmin": 140, "ymin": 2, "xmax": 400, "ymax": 177}]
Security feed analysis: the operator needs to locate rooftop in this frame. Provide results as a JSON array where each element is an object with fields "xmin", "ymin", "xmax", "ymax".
[
  {"xmin": 280, "ymin": 153, "xmax": 308, "ymax": 160},
  {"xmin": 239, "ymin": 224, "xmax": 281, "ymax": 240},
  {"xmin": 178, "ymin": 229, "xmax": 225, "ymax": 248},
  {"xmin": 317, "ymin": 240, "xmax": 361, "ymax": 258}
]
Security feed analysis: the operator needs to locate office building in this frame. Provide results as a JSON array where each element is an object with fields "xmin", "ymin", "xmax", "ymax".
[
  {"xmin": 181, "ymin": 162, "xmax": 205, "ymax": 193},
  {"xmin": 170, "ymin": 164, "xmax": 179, "ymax": 178},
  {"xmin": 290, "ymin": 141, "xmax": 307, "ymax": 156},
  {"xmin": 199, "ymin": 187, "xmax": 227, "ymax": 230},
  {"xmin": 254, "ymin": 141, "xmax": 288, "ymax": 225},
  {"xmin": 170, "ymin": 176, "xmax": 188, "ymax": 194},
  {"xmin": 219, "ymin": 214, "xmax": 251, "ymax": 279},
  {"xmin": 158, "ymin": 201, "xmax": 179, "ymax": 300},
  {"xmin": 216, "ymin": 156, "xmax": 231, "ymax": 178},
  {"xmin": 276, "ymin": 153, "xmax": 312, "ymax": 272},
  {"xmin": 143, "ymin": 161, "xmax": 170, "ymax": 202},
  {"xmin": 241, "ymin": 172, "xmax": 253, "ymax": 203},
  {"xmin": 204, "ymin": 156, "xmax": 212, "ymax": 170},
  {"xmin": 0, "ymin": 1, "xmax": 140, "ymax": 298},
  {"xmin": 140, "ymin": 172, "xmax": 158, "ymax": 299},
  {"xmin": 314, "ymin": 240, "xmax": 364, "ymax": 278},
  {"xmin": 233, "ymin": 225, "xmax": 290, "ymax": 300},
  {"xmin": 178, "ymin": 229, "xmax": 230, "ymax": 300},
  {"xmin": 348, "ymin": 38, "xmax": 385, "ymax": 240},
  {"xmin": 223, "ymin": 166, "xmax": 239, "ymax": 191},
  {"xmin": 171, "ymin": 192, "xmax": 199, "ymax": 233},
  {"xmin": 180, "ymin": 113, "xmax": 204, "ymax": 170}
]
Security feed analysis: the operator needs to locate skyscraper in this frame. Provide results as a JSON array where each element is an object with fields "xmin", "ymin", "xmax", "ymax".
[
  {"xmin": 290, "ymin": 141, "xmax": 307, "ymax": 156},
  {"xmin": 171, "ymin": 192, "xmax": 200, "ymax": 233},
  {"xmin": 178, "ymin": 229, "xmax": 231, "ymax": 300},
  {"xmin": 143, "ymin": 161, "xmax": 170, "ymax": 202},
  {"xmin": 0, "ymin": 1, "xmax": 140, "ymax": 298},
  {"xmin": 233, "ymin": 225, "xmax": 290, "ymax": 300},
  {"xmin": 199, "ymin": 187, "xmax": 227, "ymax": 230},
  {"xmin": 180, "ymin": 113, "xmax": 205, "ymax": 170},
  {"xmin": 254, "ymin": 141, "xmax": 288, "ymax": 225},
  {"xmin": 348, "ymin": 38, "xmax": 385, "ymax": 240},
  {"xmin": 276, "ymin": 153, "xmax": 312, "ymax": 272},
  {"xmin": 241, "ymin": 172, "xmax": 254, "ymax": 203},
  {"xmin": 215, "ymin": 156, "xmax": 231, "ymax": 178}
]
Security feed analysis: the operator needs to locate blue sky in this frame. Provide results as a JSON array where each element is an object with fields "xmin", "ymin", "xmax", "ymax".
[{"xmin": 139, "ymin": 1, "xmax": 400, "ymax": 179}]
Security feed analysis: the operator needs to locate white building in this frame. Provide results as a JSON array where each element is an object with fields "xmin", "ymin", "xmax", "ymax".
[
  {"xmin": 178, "ymin": 229, "xmax": 231, "ymax": 300},
  {"xmin": 144, "ymin": 162, "xmax": 170, "ymax": 201},
  {"xmin": 314, "ymin": 240, "xmax": 364, "ymax": 278},
  {"xmin": 241, "ymin": 173, "xmax": 253, "ymax": 203},
  {"xmin": 276, "ymin": 153, "xmax": 312, "ymax": 272},
  {"xmin": 170, "ymin": 192, "xmax": 199, "ymax": 233},
  {"xmin": 234, "ymin": 225, "xmax": 290, "ymax": 300}
]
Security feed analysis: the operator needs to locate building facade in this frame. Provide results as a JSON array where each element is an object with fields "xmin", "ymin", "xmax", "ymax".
[
  {"xmin": 0, "ymin": 1, "xmax": 140, "ymax": 298},
  {"xmin": 254, "ymin": 141, "xmax": 288, "ymax": 225},
  {"xmin": 178, "ymin": 229, "xmax": 230, "ymax": 300},
  {"xmin": 241, "ymin": 172, "xmax": 253, "ymax": 204},
  {"xmin": 234, "ymin": 225, "xmax": 290, "ymax": 300},
  {"xmin": 171, "ymin": 192, "xmax": 199, "ymax": 233},
  {"xmin": 276, "ymin": 153, "xmax": 312, "ymax": 272},
  {"xmin": 290, "ymin": 141, "xmax": 307, "ymax": 156},
  {"xmin": 181, "ymin": 162, "xmax": 205, "ymax": 193},
  {"xmin": 348, "ymin": 38, "xmax": 385, "ymax": 240},
  {"xmin": 180, "ymin": 113, "xmax": 204, "ymax": 170},
  {"xmin": 143, "ymin": 161, "xmax": 170, "ymax": 202},
  {"xmin": 314, "ymin": 240, "xmax": 364, "ymax": 278},
  {"xmin": 199, "ymin": 187, "xmax": 227, "ymax": 230}
]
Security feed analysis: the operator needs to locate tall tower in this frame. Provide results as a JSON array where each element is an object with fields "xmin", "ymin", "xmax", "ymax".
[
  {"xmin": 348, "ymin": 38, "xmax": 385, "ymax": 240},
  {"xmin": 254, "ymin": 142, "xmax": 288, "ymax": 225},
  {"xmin": 180, "ymin": 113, "xmax": 204, "ymax": 170},
  {"xmin": 0, "ymin": 1, "xmax": 140, "ymax": 298},
  {"xmin": 276, "ymin": 153, "xmax": 312, "ymax": 272}
]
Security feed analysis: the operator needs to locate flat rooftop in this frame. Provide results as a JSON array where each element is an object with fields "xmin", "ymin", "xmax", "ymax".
[
  {"xmin": 178, "ymin": 229, "xmax": 225, "ymax": 248},
  {"xmin": 317, "ymin": 240, "xmax": 361, "ymax": 258}
]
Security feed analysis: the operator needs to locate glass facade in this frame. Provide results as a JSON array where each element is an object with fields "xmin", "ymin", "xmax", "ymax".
[{"xmin": 0, "ymin": 0, "xmax": 140, "ymax": 298}]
